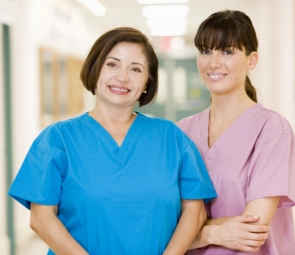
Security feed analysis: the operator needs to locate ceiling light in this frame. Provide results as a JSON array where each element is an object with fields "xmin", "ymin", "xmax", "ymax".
[
  {"xmin": 137, "ymin": 0, "xmax": 189, "ymax": 4},
  {"xmin": 146, "ymin": 18, "xmax": 187, "ymax": 29},
  {"xmin": 150, "ymin": 28, "xmax": 186, "ymax": 36},
  {"xmin": 77, "ymin": 0, "xmax": 106, "ymax": 16},
  {"xmin": 146, "ymin": 17, "xmax": 187, "ymax": 36},
  {"xmin": 148, "ymin": 25, "xmax": 187, "ymax": 36},
  {"xmin": 142, "ymin": 5, "xmax": 189, "ymax": 19}
]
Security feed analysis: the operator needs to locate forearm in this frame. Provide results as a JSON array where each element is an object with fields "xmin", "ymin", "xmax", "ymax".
[
  {"xmin": 241, "ymin": 197, "xmax": 280, "ymax": 225},
  {"xmin": 189, "ymin": 217, "xmax": 233, "ymax": 249},
  {"xmin": 163, "ymin": 200, "xmax": 206, "ymax": 255},
  {"xmin": 190, "ymin": 197, "xmax": 279, "ymax": 251},
  {"xmin": 30, "ymin": 203, "xmax": 88, "ymax": 255}
]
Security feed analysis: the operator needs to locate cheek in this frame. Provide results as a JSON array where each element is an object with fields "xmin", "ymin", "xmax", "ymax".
[
  {"xmin": 197, "ymin": 62, "xmax": 207, "ymax": 78},
  {"xmin": 136, "ymin": 75, "xmax": 149, "ymax": 88},
  {"xmin": 229, "ymin": 57, "xmax": 247, "ymax": 70},
  {"xmin": 197, "ymin": 58, "xmax": 207, "ymax": 72}
]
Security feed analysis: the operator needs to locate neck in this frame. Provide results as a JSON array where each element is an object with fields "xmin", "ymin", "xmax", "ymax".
[
  {"xmin": 90, "ymin": 102, "xmax": 136, "ymax": 126},
  {"xmin": 210, "ymin": 92, "xmax": 256, "ymax": 123}
]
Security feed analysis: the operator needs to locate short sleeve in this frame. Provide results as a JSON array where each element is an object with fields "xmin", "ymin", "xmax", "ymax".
[
  {"xmin": 8, "ymin": 127, "xmax": 66, "ymax": 209},
  {"xmin": 178, "ymin": 136, "xmax": 217, "ymax": 203},
  {"xmin": 247, "ymin": 131, "xmax": 295, "ymax": 208}
]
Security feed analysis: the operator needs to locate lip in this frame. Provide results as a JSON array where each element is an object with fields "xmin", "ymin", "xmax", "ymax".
[
  {"xmin": 207, "ymin": 73, "xmax": 226, "ymax": 81},
  {"xmin": 108, "ymin": 85, "xmax": 130, "ymax": 94}
]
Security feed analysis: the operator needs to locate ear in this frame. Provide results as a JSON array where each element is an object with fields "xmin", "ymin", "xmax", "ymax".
[{"xmin": 248, "ymin": 52, "xmax": 258, "ymax": 70}]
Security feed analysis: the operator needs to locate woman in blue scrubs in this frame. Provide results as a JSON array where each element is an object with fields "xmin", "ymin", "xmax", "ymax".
[{"xmin": 8, "ymin": 27, "xmax": 217, "ymax": 255}]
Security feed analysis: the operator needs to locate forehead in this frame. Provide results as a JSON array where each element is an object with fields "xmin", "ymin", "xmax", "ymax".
[
  {"xmin": 195, "ymin": 22, "xmax": 244, "ymax": 51},
  {"xmin": 107, "ymin": 42, "xmax": 147, "ymax": 63}
]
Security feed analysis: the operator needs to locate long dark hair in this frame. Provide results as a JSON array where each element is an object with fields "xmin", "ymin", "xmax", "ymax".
[{"xmin": 195, "ymin": 10, "xmax": 258, "ymax": 102}]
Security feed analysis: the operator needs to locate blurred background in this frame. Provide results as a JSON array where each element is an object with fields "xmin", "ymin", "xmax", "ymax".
[{"xmin": 0, "ymin": 0, "xmax": 294, "ymax": 254}]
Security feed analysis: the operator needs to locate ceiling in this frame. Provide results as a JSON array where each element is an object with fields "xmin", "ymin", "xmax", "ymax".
[{"xmin": 77, "ymin": 0, "xmax": 256, "ymax": 56}]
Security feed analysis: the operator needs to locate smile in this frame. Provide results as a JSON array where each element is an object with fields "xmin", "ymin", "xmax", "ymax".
[
  {"xmin": 109, "ymin": 86, "xmax": 130, "ymax": 93},
  {"xmin": 208, "ymin": 74, "xmax": 225, "ymax": 80}
]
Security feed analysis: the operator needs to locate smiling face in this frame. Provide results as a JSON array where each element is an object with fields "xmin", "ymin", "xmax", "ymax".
[
  {"xmin": 95, "ymin": 42, "xmax": 149, "ymax": 109},
  {"xmin": 197, "ymin": 47, "xmax": 257, "ymax": 97}
]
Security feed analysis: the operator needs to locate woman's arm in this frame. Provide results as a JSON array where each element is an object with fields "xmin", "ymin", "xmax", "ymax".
[
  {"xmin": 163, "ymin": 199, "xmax": 206, "ymax": 255},
  {"xmin": 30, "ymin": 203, "xmax": 89, "ymax": 255},
  {"xmin": 189, "ymin": 196, "xmax": 279, "ymax": 252}
]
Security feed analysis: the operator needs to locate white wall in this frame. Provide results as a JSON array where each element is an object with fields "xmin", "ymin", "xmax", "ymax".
[
  {"xmin": 0, "ymin": 0, "xmax": 294, "ymax": 252},
  {"xmin": 0, "ymin": 20, "xmax": 10, "ymax": 255},
  {"xmin": 252, "ymin": 0, "xmax": 295, "ymax": 228},
  {"xmin": 250, "ymin": 0, "xmax": 295, "ymax": 129},
  {"xmin": 2, "ymin": 0, "xmax": 97, "ymax": 250},
  {"xmin": 0, "ymin": 1, "xmax": 17, "ymax": 254}
]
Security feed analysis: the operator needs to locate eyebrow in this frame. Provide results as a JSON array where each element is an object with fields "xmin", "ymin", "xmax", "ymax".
[{"xmin": 106, "ymin": 57, "xmax": 146, "ymax": 69}]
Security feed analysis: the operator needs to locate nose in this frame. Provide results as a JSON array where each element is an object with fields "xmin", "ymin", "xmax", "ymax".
[
  {"xmin": 115, "ymin": 69, "xmax": 130, "ymax": 82},
  {"xmin": 209, "ymin": 52, "xmax": 222, "ymax": 69}
]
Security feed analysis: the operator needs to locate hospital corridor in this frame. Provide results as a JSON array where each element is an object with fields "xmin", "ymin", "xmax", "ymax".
[{"xmin": 1, "ymin": 0, "xmax": 295, "ymax": 254}]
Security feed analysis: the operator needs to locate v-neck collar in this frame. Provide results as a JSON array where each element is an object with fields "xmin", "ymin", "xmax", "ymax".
[
  {"xmin": 82, "ymin": 112, "xmax": 145, "ymax": 165},
  {"xmin": 202, "ymin": 103, "xmax": 261, "ymax": 164}
]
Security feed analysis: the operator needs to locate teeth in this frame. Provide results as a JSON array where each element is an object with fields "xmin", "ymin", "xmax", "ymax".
[
  {"xmin": 209, "ymin": 74, "xmax": 224, "ymax": 80},
  {"xmin": 210, "ymin": 74, "xmax": 223, "ymax": 78},
  {"xmin": 111, "ymin": 87, "xmax": 128, "ymax": 92}
]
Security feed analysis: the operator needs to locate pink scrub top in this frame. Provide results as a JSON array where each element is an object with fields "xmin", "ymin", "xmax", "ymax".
[{"xmin": 177, "ymin": 103, "xmax": 295, "ymax": 255}]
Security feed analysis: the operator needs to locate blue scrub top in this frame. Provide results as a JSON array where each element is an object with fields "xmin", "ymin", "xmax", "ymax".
[{"xmin": 8, "ymin": 112, "xmax": 217, "ymax": 255}]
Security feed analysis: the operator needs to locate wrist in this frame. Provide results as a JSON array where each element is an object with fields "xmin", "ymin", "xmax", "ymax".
[{"xmin": 205, "ymin": 224, "xmax": 218, "ymax": 246}]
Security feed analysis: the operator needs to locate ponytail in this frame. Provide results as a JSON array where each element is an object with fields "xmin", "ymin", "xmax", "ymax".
[{"xmin": 245, "ymin": 75, "xmax": 257, "ymax": 103}]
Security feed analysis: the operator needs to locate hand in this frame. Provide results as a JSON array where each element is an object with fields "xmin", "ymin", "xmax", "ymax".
[{"xmin": 212, "ymin": 215, "xmax": 269, "ymax": 252}]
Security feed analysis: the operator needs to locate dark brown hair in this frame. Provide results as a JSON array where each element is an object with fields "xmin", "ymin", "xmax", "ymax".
[
  {"xmin": 80, "ymin": 27, "xmax": 158, "ymax": 107},
  {"xmin": 195, "ymin": 10, "xmax": 258, "ymax": 102}
]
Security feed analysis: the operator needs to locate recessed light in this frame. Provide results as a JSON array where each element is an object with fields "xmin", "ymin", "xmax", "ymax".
[
  {"xmin": 142, "ymin": 5, "xmax": 189, "ymax": 19},
  {"xmin": 137, "ymin": 0, "xmax": 189, "ymax": 4},
  {"xmin": 77, "ymin": 0, "xmax": 106, "ymax": 16}
]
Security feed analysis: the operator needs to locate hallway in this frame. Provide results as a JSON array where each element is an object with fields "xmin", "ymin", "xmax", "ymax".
[
  {"xmin": 1, "ymin": 0, "xmax": 295, "ymax": 254},
  {"xmin": 16, "ymin": 234, "xmax": 48, "ymax": 255}
]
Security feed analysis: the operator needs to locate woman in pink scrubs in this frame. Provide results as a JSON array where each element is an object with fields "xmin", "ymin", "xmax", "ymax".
[{"xmin": 177, "ymin": 10, "xmax": 295, "ymax": 254}]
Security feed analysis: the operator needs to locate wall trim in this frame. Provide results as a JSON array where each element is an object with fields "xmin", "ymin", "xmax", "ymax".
[{"xmin": 0, "ymin": 235, "xmax": 10, "ymax": 255}]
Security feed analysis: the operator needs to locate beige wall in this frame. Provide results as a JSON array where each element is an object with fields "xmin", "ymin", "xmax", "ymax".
[
  {"xmin": 0, "ymin": 0, "xmax": 294, "ymax": 253},
  {"xmin": 250, "ymin": 0, "xmax": 295, "ymax": 221},
  {"xmin": 0, "ymin": 22, "xmax": 10, "ymax": 255},
  {"xmin": 251, "ymin": 0, "xmax": 295, "ymax": 130}
]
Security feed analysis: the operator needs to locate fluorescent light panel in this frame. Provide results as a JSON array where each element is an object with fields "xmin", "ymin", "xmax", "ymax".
[
  {"xmin": 144, "ymin": 6, "xmax": 188, "ymax": 36},
  {"xmin": 150, "ymin": 28, "xmax": 186, "ymax": 36},
  {"xmin": 146, "ymin": 17, "xmax": 187, "ymax": 27},
  {"xmin": 142, "ymin": 5, "xmax": 189, "ymax": 19},
  {"xmin": 78, "ymin": 0, "xmax": 106, "ymax": 16},
  {"xmin": 137, "ymin": 0, "xmax": 189, "ymax": 4},
  {"xmin": 149, "ymin": 23, "xmax": 187, "ymax": 36}
]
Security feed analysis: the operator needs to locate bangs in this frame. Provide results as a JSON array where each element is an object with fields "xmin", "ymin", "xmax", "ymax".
[{"xmin": 195, "ymin": 19, "xmax": 244, "ymax": 51}]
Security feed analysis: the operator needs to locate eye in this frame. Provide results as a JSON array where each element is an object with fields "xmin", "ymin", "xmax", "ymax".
[
  {"xmin": 223, "ymin": 48, "xmax": 234, "ymax": 55},
  {"xmin": 200, "ymin": 49, "xmax": 211, "ymax": 55},
  {"xmin": 131, "ymin": 66, "xmax": 142, "ymax": 73},
  {"xmin": 106, "ymin": 61, "xmax": 118, "ymax": 68}
]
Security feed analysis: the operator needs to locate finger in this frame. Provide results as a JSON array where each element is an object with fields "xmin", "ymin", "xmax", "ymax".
[
  {"xmin": 240, "ymin": 245, "xmax": 261, "ymax": 252},
  {"xmin": 237, "ymin": 232, "xmax": 268, "ymax": 250},
  {"xmin": 248, "ymin": 232, "xmax": 268, "ymax": 242},
  {"xmin": 232, "ymin": 243, "xmax": 261, "ymax": 252},
  {"xmin": 236, "ymin": 215, "xmax": 260, "ymax": 223},
  {"xmin": 245, "ymin": 224, "xmax": 270, "ymax": 234},
  {"xmin": 236, "ymin": 229, "xmax": 268, "ymax": 243}
]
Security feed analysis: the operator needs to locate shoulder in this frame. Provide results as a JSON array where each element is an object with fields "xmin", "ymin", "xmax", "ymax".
[
  {"xmin": 253, "ymin": 104, "xmax": 295, "ymax": 145},
  {"xmin": 255, "ymin": 104, "xmax": 293, "ymax": 136},
  {"xmin": 137, "ymin": 112, "xmax": 178, "ymax": 130},
  {"xmin": 39, "ymin": 114, "xmax": 86, "ymax": 136},
  {"xmin": 176, "ymin": 108, "xmax": 209, "ymax": 130},
  {"xmin": 34, "ymin": 114, "xmax": 86, "ymax": 151},
  {"xmin": 137, "ymin": 112, "xmax": 193, "ymax": 144}
]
